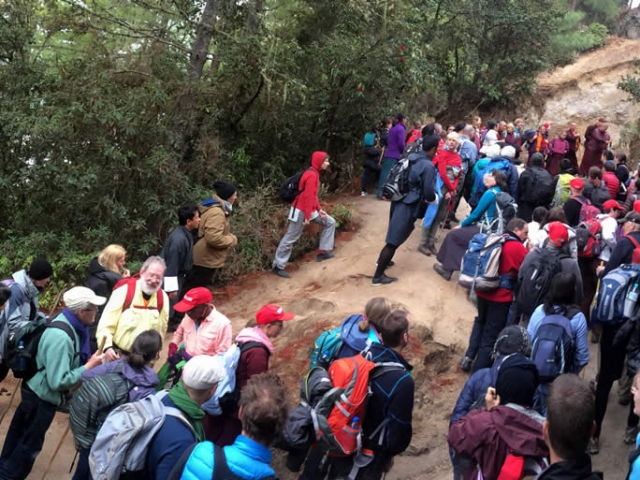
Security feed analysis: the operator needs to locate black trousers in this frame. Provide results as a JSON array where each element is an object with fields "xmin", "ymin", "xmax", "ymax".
[{"xmin": 466, "ymin": 297, "xmax": 512, "ymax": 372}]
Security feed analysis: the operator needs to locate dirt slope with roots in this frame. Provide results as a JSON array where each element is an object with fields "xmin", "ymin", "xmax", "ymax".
[{"xmin": 0, "ymin": 196, "xmax": 634, "ymax": 479}]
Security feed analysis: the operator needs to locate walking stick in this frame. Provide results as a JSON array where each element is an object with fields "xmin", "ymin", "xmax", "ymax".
[
  {"xmin": 0, "ymin": 379, "xmax": 22, "ymax": 427},
  {"xmin": 378, "ymin": 146, "xmax": 385, "ymax": 165},
  {"xmin": 42, "ymin": 423, "xmax": 70, "ymax": 480}
]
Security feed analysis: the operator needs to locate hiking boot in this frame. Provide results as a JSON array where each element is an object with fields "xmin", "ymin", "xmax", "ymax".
[
  {"xmin": 459, "ymin": 356, "xmax": 473, "ymax": 373},
  {"xmin": 375, "ymin": 260, "xmax": 395, "ymax": 268},
  {"xmin": 317, "ymin": 252, "xmax": 335, "ymax": 262},
  {"xmin": 434, "ymin": 263, "xmax": 452, "ymax": 281},
  {"xmin": 443, "ymin": 221, "xmax": 452, "ymax": 230},
  {"xmin": 418, "ymin": 245, "xmax": 432, "ymax": 256},
  {"xmin": 428, "ymin": 245, "xmax": 438, "ymax": 255},
  {"xmin": 587, "ymin": 437, "xmax": 599, "ymax": 455},
  {"xmin": 271, "ymin": 267, "xmax": 291, "ymax": 279},
  {"xmin": 624, "ymin": 426, "xmax": 638, "ymax": 445},
  {"xmin": 372, "ymin": 274, "xmax": 398, "ymax": 286},
  {"xmin": 448, "ymin": 214, "xmax": 460, "ymax": 224}
]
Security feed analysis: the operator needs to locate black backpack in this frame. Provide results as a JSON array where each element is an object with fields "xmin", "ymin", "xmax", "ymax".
[
  {"xmin": 6, "ymin": 318, "xmax": 78, "ymax": 380},
  {"xmin": 382, "ymin": 155, "xmax": 417, "ymax": 202},
  {"xmin": 516, "ymin": 248, "xmax": 568, "ymax": 318},
  {"xmin": 279, "ymin": 169, "xmax": 312, "ymax": 204}
]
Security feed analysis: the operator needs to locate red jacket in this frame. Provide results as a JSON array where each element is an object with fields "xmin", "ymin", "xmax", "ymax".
[
  {"xmin": 294, "ymin": 151, "xmax": 325, "ymax": 220},
  {"xmin": 434, "ymin": 149, "xmax": 462, "ymax": 192},
  {"xmin": 448, "ymin": 405, "xmax": 549, "ymax": 480},
  {"xmin": 603, "ymin": 171, "xmax": 620, "ymax": 200},
  {"xmin": 476, "ymin": 237, "xmax": 527, "ymax": 303}
]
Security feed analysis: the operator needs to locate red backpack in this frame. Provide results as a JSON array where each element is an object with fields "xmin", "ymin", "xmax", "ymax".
[
  {"xmin": 576, "ymin": 218, "xmax": 602, "ymax": 258},
  {"xmin": 575, "ymin": 197, "xmax": 600, "ymax": 222},
  {"xmin": 626, "ymin": 235, "xmax": 640, "ymax": 265},
  {"xmin": 112, "ymin": 276, "xmax": 164, "ymax": 313}
]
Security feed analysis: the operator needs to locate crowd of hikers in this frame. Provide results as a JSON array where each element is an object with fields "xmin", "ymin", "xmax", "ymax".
[{"xmin": 0, "ymin": 112, "xmax": 637, "ymax": 480}]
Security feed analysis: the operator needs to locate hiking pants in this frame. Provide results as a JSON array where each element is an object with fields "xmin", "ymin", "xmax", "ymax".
[
  {"xmin": 466, "ymin": 297, "xmax": 512, "ymax": 372},
  {"xmin": 184, "ymin": 265, "xmax": 220, "ymax": 291},
  {"xmin": 72, "ymin": 448, "xmax": 92, "ymax": 480},
  {"xmin": 377, "ymin": 158, "xmax": 397, "ymax": 198},
  {"xmin": 0, "ymin": 384, "xmax": 57, "ymax": 480},
  {"xmin": 594, "ymin": 323, "xmax": 627, "ymax": 438},
  {"xmin": 273, "ymin": 211, "xmax": 335, "ymax": 270},
  {"xmin": 361, "ymin": 160, "xmax": 381, "ymax": 193}
]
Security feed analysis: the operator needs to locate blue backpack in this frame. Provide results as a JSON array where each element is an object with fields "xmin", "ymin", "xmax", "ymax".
[
  {"xmin": 458, "ymin": 233, "xmax": 517, "ymax": 293},
  {"xmin": 470, "ymin": 159, "xmax": 513, "ymax": 206},
  {"xmin": 530, "ymin": 313, "xmax": 575, "ymax": 383},
  {"xmin": 593, "ymin": 264, "xmax": 640, "ymax": 324}
]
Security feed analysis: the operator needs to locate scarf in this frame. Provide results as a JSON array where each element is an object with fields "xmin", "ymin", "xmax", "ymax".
[
  {"xmin": 61, "ymin": 308, "xmax": 91, "ymax": 364},
  {"xmin": 168, "ymin": 381, "xmax": 205, "ymax": 441}
]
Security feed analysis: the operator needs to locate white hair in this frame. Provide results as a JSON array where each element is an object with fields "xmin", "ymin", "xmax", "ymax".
[{"xmin": 500, "ymin": 146, "xmax": 516, "ymax": 159}]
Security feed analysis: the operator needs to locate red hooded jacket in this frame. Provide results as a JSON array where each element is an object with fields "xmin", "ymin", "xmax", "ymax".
[
  {"xmin": 448, "ymin": 405, "xmax": 549, "ymax": 480},
  {"xmin": 294, "ymin": 151, "xmax": 326, "ymax": 220}
]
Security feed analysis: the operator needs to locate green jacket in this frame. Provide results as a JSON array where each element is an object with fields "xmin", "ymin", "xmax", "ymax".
[{"xmin": 27, "ymin": 313, "xmax": 86, "ymax": 405}]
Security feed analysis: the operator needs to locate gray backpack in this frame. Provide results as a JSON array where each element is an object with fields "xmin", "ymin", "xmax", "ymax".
[{"xmin": 89, "ymin": 391, "xmax": 194, "ymax": 480}]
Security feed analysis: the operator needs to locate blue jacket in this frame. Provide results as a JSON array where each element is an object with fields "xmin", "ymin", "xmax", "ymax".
[
  {"xmin": 178, "ymin": 436, "xmax": 274, "ymax": 480},
  {"xmin": 458, "ymin": 136, "xmax": 478, "ymax": 172},
  {"xmin": 450, "ymin": 357, "xmax": 505, "ymax": 424},
  {"xmin": 461, "ymin": 187, "xmax": 501, "ymax": 227},
  {"xmin": 363, "ymin": 343, "xmax": 414, "ymax": 459},
  {"xmin": 145, "ymin": 395, "xmax": 197, "ymax": 480},
  {"xmin": 403, "ymin": 152, "xmax": 437, "ymax": 205},
  {"xmin": 527, "ymin": 304, "xmax": 590, "ymax": 373}
]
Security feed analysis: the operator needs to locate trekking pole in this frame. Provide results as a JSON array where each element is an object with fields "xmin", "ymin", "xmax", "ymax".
[
  {"xmin": 378, "ymin": 146, "xmax": 385, "ymax": 165},
  {"xmin": 47, "ymin": 287, "xmax": 67, "ymax": 321},
  {"xmin": 0, "ymin": 379, "xmax": 22, "ymax": 427},
  {"xmin": 98, "ymin": 337, "xmax": 106, "ymax": 355},
  {"xmin": 42, "ymin": 423, "xmax": 70, "ymax": 480}
]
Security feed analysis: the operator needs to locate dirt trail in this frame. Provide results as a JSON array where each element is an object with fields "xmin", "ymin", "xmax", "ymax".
[{"xmin": 0, "ymin": 196, "xmax": 634, "ymax": 479}]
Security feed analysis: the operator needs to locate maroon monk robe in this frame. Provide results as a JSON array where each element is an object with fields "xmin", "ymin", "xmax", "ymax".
[
  {"xmin": 579, "ymin": 125, "xmax": 609, "ymax": 176},
  {"xmin": 565, "ymin": 128, "xmax": 580, "ymax": 172},
  {"xmin": 545, "ymin": 137, "xmax": 570, "ymax": 176}
]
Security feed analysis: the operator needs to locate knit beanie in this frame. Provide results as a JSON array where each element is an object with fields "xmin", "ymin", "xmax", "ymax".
[
  {"xmin": 213, "ymin": 181, "xmax": 237, "ymax": 201},
  {"xmin": 494, "ymin": 325, "xmax": 532, "ymax": 358},
  {"xmin": 28, "ymin": 258, "xmax": 53, "ymax": 281},
  {"xmin": 496, "ymin": 353, "xmax": 539, "ymax": 408}
]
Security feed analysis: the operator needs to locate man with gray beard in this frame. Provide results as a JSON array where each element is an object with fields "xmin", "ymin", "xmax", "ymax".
[{"xmin": 97, "ymin": 256, "xmax": 169, "ymax": 361}]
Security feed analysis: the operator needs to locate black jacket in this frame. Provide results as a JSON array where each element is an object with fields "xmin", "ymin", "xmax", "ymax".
[
  {"xmin": 538, "ymin": 454, "xmax": 602, "ymax": 480},
  {"xmin": 563, "ymin": 196, "xmax": 586, "ymax": 228},
  {"xmin": 518, "ymin": 166, "xmax": 555, "ymax": 206},
  {"xmin": 583, "ymin": 182, "xmax": 611, "ymax": 211},
  {"xmin": 602, "ymin": 231, "xmax": 640, "ymax": 276},
  {"xmin": 362, "ymin": 343, "xmax": 414, "ymax": 459},
  {"xmin": 161, "ymin": 225, "xmax": 194, "ymax": 279},
  {"xmin": 85, "ymin": 257, "xmax": 122, "ymax": 300}
]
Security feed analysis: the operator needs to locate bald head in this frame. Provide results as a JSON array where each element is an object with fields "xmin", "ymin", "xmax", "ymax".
[{"xmin": 463, "ymin": 125, "xmax": 474, "ymax": 136}]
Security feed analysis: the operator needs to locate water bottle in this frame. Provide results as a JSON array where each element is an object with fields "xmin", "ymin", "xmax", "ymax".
[
  {"xmin": 350, "ymin": 416, "xmax": 360, "ymax": 429},
  {"xmin": 624, "ymin": 281, "xmax": 640, "ymax": 318},
  {"xmin": 15, "ymin": 340, "xmax": 27, "ymax": 375}
]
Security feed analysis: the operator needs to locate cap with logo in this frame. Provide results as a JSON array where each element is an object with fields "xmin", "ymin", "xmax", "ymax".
[
  {"xmin": 173, "ymin": 287, "xmax": 213, "ymax": 313},
  {"xmin": 569, "ymin": 178, "xmax": 584, "ymax": 190},
  {"xmin": 256, "ymin": 304, "xmax": 295, "ymax": 325},
  {"xmin": 602, "ymin": 199, "xmax": 623, "ymax": 211}
]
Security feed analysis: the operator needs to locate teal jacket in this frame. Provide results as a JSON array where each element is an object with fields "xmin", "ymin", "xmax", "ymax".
[{"xmin": 27, "ymin": 313, "xmax": 85, "ymax": 405}]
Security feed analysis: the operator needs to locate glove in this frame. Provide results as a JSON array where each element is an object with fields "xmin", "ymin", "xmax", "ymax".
[{"xmin": 168, "ymin": 343, "xmax": 178, "ymax": 356}]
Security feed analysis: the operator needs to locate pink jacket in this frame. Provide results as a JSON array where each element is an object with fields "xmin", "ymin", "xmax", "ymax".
[{"xmin": 171, "ymin": 308, "xmax": 232, "ymax": 356}]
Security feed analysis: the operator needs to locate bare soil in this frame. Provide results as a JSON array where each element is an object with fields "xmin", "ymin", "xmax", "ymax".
[{"xmin": 0, "ymin": 196, "xmax": 634, "ymax": 479}]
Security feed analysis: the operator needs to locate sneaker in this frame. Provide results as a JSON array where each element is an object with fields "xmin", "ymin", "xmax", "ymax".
[
  {"xmin": 624, "ymin": 426, "xmax": 638, "ymax": 445},
  {"xmin": 361, "ymin": 191, "xmax": 367, "ymax": 197},
  {"xmin": 372, "ymin": 274, "xmax": 398, "ymax": 285},
  {"xmin": 434, "ymin": 263, "xmax": 452, "ymax": 281},
  {"xmin": 459, "ymin": 357, "xmax": 473, "ymax": 373},
  {"xmin": 587, "ymin": 437, "xmax": 599, "ymax": 455},
  {"xmin": 317, "ymin": 252, "xmax": 335, "ymax": 262},
  {"xmin": 418, "ymin": 245, "xmax": 432, "ymax": 256},
  {"xmin": 271, "ymin": 267, "xmax": 291, "ymax": 279}
]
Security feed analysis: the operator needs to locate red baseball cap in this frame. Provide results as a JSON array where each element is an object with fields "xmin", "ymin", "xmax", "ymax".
[
  {"xmin": 602, "ymin": 199, "xmax": 623, "ymax": 211},
  {"xmin": 570, "ymin": 178, "xmax": 584, "ymax": 190},
  {"xmin": 174, "ymin": 287, "xmax": 213, "ymax": 313},
  {"xmin": 547, "ymin": 221, "xmax": 569, "ymax": 247},
  {"xmin": 256, "ymin": 304, "xmax": 295, "ymax": 325}
]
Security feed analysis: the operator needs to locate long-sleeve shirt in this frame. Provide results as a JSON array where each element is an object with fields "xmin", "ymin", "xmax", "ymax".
[
  {"xmin": 96, "ymin": 281, "xmax": 169, "ymax": 352},
  {"xmin": 434, "ymin": 149, "xmax": 462, "ymax": 192},
  {"xmin": 458, "ymin": 136, "xmax": 478, "ymax": 172},
  {"xmin": 461, "ymin": 187, "xmax": 500, "ymax": 227},
  {"xmin": 527, "ymin": 304, "xmax": 589, "ymax": 372},
  {"xmin": 598, "ymin": 215, "xmax": 619, "ymax": 262},
  {"xmin": 385, "ymin": 123, "xmax": 406, "ymax": 160},
  {"xmin": 171, "ymin": 308, "xmax": 232, "ymax": 356}
]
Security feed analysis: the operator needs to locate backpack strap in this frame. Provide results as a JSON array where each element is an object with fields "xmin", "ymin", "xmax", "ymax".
[
  {"xmin": 627, "ymin": 234, "xmax": 640, "ymax": 250},
  {"xmin": 163, "ymin": 405, "xmax": 196, "ymax": 435},
  {"xmin": 238, "ymin": 341, "xmax": 271, "ymax": 357},
  {"xmin": 367, "ymin": 362, "xmax": 409, "ymax": 446},
  {"xmin": 121, "ymin": 280, "xmax": 164, "ymax": 313},
  {"xmin": 48, "ymin": 320, "xmax": 79, "ymax": 355}
]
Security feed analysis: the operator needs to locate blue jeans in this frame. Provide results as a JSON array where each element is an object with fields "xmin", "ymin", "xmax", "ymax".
[
  {"xmin": 377, "ymin": 157, "xmax": 397, "ymax": 198},
  {"xmin": 0, "ymin": 384, "xmax": 57, "ymax": 480}
]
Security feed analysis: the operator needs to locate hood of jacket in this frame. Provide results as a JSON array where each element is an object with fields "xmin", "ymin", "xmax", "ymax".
[
  {"xmin": 200, "ymin": 195, "xmax": 229, "ymax": 215},
  {"xmin": 235, "ymin": 326, "xmax": 274, "ymax": 353},
  {"xmin": 12, "ymin": 269, "xmax": 39, "ymax": 300},
  {"xmin": 119, "ymin": 361, "xmax": 159, "ymax": 389},
  {"xmin": 311, "ymin": 151, "xmax": 328, "ymax": 172},
  {"xmin": 87, "ymin": 257, "xmax": 121, "ymax": 282},
  {"xmin": 365, "ymin": 343, "xmax": 413, "ymax": 371},
  {"xmin": 490, "ymin": 404, "xmax": 548, "ymax": 458}
]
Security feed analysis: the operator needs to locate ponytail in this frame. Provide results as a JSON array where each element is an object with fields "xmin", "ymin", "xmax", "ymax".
[
  {"xmin": 127, "ymin": 330, "xmax": 162, "ymax": 370},
  {"xmin": 358, "ymin": 316, "xmax": 370, "ymax": 333}
]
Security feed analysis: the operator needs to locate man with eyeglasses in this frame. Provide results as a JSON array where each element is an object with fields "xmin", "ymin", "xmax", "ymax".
[
  {"xmin": 0, "ymin": 287, "xmax": 105, "ymax": 480},
  {"xmin": 167, "ymin": 287, "xmax": 232, "ymax": 358},
  {"xmin": 97, "ymin": 256, "xmax": 170, "ymax": 362}
]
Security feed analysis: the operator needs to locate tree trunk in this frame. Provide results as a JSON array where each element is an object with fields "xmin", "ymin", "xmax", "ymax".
[
  {"xmin": 189, "ymin": 0, "xmax": 220, "ymax": 82},
  {"xmin": 245, "ymin": 0, "xmax": 263, "ymax": 35}
]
